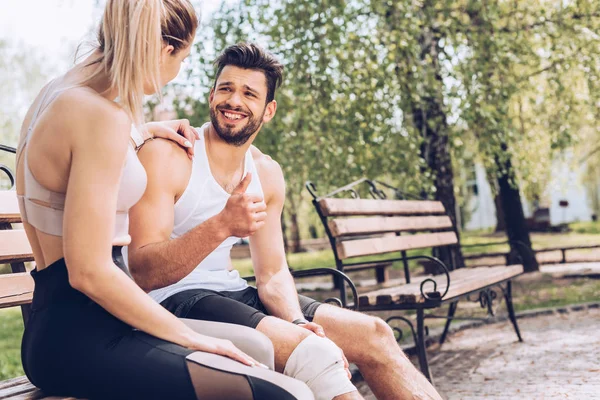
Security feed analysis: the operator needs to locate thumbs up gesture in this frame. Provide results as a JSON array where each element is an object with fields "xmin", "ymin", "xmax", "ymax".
[{"xmin": 220, "ymin": 173, "xmax": 267, "ymax": 237}]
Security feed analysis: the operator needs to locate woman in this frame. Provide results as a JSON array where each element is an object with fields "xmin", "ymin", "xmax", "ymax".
[{"xmin": 16, "ymin": 1, "xmax": 312, "ymax": 399}]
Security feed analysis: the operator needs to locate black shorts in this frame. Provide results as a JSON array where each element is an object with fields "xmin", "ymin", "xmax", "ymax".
[{"xmin": 161, "ymin": 287, "xmax": 322, "ymax": 329}]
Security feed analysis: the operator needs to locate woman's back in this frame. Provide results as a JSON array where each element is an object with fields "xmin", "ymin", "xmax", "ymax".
[{"xmin": 16, "ymin": 72, "xmax": 146, "ymax": 271}]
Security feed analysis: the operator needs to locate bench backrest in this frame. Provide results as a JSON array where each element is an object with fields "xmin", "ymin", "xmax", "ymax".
[
  {"xmin": 0, "ymin": 190, "xmax": 34, "ymax": 321},
  {"xmin": 318, "ymin": 198, "xmax": 457, "ymax": 260},
  {"xmin": 309, "ymin": 179, "xmax": 459, "ymax": 281}
]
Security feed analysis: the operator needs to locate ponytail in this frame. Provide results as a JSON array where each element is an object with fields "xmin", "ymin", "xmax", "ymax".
[
  {"xmin": 102, "ymin": 0, "xmax": 163, "ymax": 127},
  {"xmin": 86, "ymin": 0, "xmax": 198, "ymax": 127}
]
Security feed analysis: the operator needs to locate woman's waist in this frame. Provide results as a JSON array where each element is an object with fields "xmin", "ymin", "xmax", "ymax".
[{"xmin": 30, "ymin": 246, "xmax": 127, "ymax": 309}]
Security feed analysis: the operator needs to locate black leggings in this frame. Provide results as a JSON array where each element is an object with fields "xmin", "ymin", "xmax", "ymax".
[{"xmin": 21, "ymin": 255, "xmax": 312, "ymax": 400}]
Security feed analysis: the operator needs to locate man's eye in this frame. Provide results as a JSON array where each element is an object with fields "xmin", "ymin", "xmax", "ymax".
[{"xmin": 246, "ymin": 92, "xmax": 255, "ymax": 98}]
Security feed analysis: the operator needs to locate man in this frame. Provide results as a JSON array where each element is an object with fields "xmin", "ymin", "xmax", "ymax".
[{"xmin": 128, "ymin": 43, "xmax": 442, "ymax": 400}]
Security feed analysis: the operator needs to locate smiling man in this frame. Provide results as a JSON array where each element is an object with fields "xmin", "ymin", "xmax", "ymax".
[{"xmin": 127, "ymin": 43, "xmax": 442, "ymax": 400}]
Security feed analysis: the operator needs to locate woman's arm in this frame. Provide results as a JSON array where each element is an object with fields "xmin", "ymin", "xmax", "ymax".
[{"xmin": 61, "ymin": 97, "xmax": 258, "ymax": 366}]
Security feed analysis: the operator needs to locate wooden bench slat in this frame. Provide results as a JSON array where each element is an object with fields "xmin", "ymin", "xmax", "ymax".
[
  {"xmin": 337, "ymin": 231, "xmax": 458, "ymax": 259},
  {"xmin": 358, "ymin": 265, "xmax": 524, "ymax": 306},
  {"xmin": 329, "ymin": 215, "xmax": 453, "ymax": 237},
  {"xmin": 318, "ymin": 198, "xmax": 446, "ymax": 217},
  {"xmin": 0, "ymin": 230, "xmax": 34, "ymax": 264},
  {"xmin": 0, "ymin": 191, "xmax": 21, "ymax": 224},
  {"xmin": 0, "ymin": 377, "xmax": 30, "ymax": 391},
  {"xmin": 360, "ymin": 266, "xmax": 476, "ymax": 306},
  {"xmin": 0, "ymin": 379, "xmax": 37, "ymax": 400},
  {"xmin": 0, "ymin": 273, "xmax": 34, "ymax": 309}
]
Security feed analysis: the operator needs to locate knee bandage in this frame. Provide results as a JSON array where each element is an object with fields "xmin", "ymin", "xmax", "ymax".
[{"xmin": 284, "ymin": 335, "xmax": 356, "ymax": 400}]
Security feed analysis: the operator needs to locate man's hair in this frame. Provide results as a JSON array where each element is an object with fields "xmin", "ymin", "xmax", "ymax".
[{"xmin": 214, "ymin": 43, "xmax": 284, "ymax": 103}]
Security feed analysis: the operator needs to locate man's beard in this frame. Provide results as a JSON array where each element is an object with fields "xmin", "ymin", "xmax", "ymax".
[{"xmin": 209, "ymin": 104, "xmax": 264, "ymax": 147}]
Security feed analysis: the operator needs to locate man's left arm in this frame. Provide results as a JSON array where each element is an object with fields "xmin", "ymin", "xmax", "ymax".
[
  {"xmin": 250, "ymin": 158, "xmax": 302, "ymax": 321},
  {"xmin": 250, "ymin": 157, "xmax": 324, "ymax": 336}
]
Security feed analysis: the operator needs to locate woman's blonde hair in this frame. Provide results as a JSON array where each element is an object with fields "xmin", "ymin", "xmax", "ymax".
[{"xmin": 89, "ymin": 0, "xmax": 198, "ymax": 126}]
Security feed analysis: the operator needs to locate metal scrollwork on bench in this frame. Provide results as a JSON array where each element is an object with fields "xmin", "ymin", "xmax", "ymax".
[
  {"xmin": 466, "ymin": 287, "xmax": 500, "ymax": 317},
  {"xmin": 386, "ymin": 315, "xmax": 418, "ymax": 344}
]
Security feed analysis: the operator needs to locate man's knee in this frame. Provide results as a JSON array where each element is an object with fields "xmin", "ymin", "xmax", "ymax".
[{"xmin": 284, "ymin": 335, "xmax": 356, "ymax": 400}]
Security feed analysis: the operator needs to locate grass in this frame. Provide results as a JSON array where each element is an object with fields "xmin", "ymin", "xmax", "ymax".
[{"xmin": 0, "ymin": 308, "xmax": 24, "ymax": 380}]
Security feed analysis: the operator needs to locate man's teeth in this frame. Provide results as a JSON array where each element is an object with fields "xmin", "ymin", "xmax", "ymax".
[{"xmin": 223, "ymin": 111, "xmax": 243, "ymax": 120}]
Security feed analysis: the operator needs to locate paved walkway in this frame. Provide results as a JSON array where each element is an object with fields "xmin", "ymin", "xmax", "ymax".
[{"xmin": 357, "ymin": 306, "xmax": 600, "ymax": 399}]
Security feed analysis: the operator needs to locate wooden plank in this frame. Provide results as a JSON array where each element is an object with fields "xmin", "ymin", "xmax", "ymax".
[
  {"xmin": 0, "ymin": 273, "xmax": 33, "ymax": 308},
  {"xmin": 318, "ymin": 198, "xmax": 446, "ymax": 217},
  {"xmin": 0, "ymin": 230, "xmax": 34, "ymax": 264},
  {"xmin": 0, "ymin": 191, "xmax": 21, "ymax": 224},
  {"xmin": 337, "ymin": 231, "xmax": 458, "ymax": 259},
  {"xmin": 0, "ymin": 377, "xmax": 30, "ymax": 391},
  {"xmin": 358, "ymin": 265, "xmax": 524, "ymax": 307},
  {"xmin": 0, "ymin": 378, "xmax": 37, "ymax": 400},
  {"xmin": 0, "ymin": 376, "xmax": 82, "ymax": 399},
  {"xmin": 329, "ymin": 215, "xmax": 453, "ymax": 237}
]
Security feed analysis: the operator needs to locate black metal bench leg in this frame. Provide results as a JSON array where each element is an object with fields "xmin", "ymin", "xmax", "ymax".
[
  {"xmin": 503, "ymin": 281, "xmax": 523, "ymax": 342},
  {"xmin": 416, "ymin": 308, "xmax": 433, "ymax": 382},
  {"xmin": 439, "ymin": 301, "xmax": 458, "ymax": 346}
]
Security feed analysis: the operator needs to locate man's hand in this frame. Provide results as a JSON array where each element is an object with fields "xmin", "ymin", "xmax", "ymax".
[{"xmin": 219, "ymin": 173, "xmax": 267, "ymax": 237}]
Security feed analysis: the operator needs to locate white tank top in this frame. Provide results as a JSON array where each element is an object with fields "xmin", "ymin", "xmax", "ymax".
[{"xmin": 147, "ymin": 122, "xmax": 262, "ymax": 303}]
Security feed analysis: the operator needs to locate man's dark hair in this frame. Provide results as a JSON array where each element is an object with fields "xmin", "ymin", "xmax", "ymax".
[{"xmin": 214, "ymin": 43, "xmax": 284, "ymax": 103}]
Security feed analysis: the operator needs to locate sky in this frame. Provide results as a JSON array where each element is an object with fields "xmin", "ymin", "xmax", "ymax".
[{"xmin": 0, "ymin": 0, "xmax": 226, "ymax": 71}]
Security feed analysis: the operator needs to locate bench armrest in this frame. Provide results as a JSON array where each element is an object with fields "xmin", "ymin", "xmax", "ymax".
[
  {"xmin": 402, "ymin": 255, "xmax": 451, "ymax": 301},
  {"xmin": 243, "ymin": 268, "xmax": 359, "ymax": 311},
  {"xmin": 0, "ymin": 144, "xmax": 17, "ymax": 189}
]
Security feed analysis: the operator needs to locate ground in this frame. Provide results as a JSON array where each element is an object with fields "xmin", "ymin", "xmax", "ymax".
[{"xmin": 357, "ymin": 306, "xmax": 600, "ymax": 399}]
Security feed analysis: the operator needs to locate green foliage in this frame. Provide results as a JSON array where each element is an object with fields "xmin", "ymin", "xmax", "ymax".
[{"xmin": 173, "ymin": 0, "xmax": 600, "ymax": 239}]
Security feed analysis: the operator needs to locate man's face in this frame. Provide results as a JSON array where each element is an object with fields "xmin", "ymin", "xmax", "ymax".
[{"xmin": 209, "ymin": 65, "xmax": 276, "ymax": 146}]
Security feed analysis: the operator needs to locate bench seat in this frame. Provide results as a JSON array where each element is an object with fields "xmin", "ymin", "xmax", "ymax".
[
  {"xmin": 358, "ymin": 264, "xmax": 523, "ymax": 307},
  {"xmin": 0, "ymin": 376, "xmax": 82, "ymax": 400}
]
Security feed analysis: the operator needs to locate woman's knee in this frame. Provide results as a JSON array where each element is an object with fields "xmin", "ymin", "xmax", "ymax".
[{"xmin": 235, "ymin": 325, "xmax": 275, "ymax": 368}]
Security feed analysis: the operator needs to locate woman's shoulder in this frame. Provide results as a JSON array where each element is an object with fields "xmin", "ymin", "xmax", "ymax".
[{"xmin": 52, "ymin": 87, "xmax": 131, "ymax": 143}]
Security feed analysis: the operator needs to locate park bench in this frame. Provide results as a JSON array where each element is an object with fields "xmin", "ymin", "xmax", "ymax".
[{"xmin": 306, "ymin": 178, "xmax": 527, "ymax": 382}]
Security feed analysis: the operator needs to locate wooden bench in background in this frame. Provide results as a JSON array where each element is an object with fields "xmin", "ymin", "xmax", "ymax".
[{"xmin": 306, "ymin": 178, "xmax": 526, "ymax": 382}]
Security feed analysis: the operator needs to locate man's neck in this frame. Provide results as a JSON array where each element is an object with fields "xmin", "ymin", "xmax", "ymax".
[{"xmin": 205, "ymin": 123, "xmax": 255, "ymax": 177}]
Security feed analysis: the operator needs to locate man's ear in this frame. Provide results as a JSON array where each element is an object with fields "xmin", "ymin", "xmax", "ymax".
[
  {"xmin": 263, "ymin": 100, "xmax": 277, "ymax": 123},
  {"xmin": 209, "ymin": 87, "xmax": 215, "ymax": 103}
]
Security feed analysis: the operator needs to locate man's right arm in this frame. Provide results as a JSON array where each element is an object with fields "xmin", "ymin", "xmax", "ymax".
[
  {"xmin": 128, "ymin": 139, "xmax": 267, "ymax": 292},
  {"xmin": 127, "ymin": 139, "xmax": 230, "ymax": 291}
]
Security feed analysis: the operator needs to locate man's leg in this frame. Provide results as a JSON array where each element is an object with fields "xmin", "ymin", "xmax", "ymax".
[
  {"xmin": 256, "ymin": 316, "xmax": 363, "ymax": 400},
  {"xmin": 311, "ymin": 304, "xmax": 443, "ymax": 400},
  {"xmin": 163, "ymin": 289, "xmax": 362, "ymax": 400}
]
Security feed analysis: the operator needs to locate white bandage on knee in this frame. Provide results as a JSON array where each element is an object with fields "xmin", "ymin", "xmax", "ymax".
[{"xmin": 283, "ymin": 335, "xmax": 356, "ymax": 400}]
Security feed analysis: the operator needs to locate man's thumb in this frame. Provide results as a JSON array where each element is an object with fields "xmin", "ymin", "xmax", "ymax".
[{"xmin": 233, "ymin": 172, "xmax": 252, "ymax": 194}]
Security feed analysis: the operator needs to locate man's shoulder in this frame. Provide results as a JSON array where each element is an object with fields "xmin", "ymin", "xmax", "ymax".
[
  {"xmin": 250, "ymin": 146, "xmax": 285, "ymax": 203},
  {"xmin": 138, "ymin": 138, "xmax": 191, "ymax": 168},
  {"xmin": 250, "ymin": 145, "xmax": 280, "ymax": 175},
  {"xmin": 137, "ymin": 138, "xmax": 192, "ymax": 192}
]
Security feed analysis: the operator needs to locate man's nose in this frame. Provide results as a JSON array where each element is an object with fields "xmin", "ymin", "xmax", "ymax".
[{"xmin": 228, "ymin": 90, "xmax": 243, "ymax": 106}]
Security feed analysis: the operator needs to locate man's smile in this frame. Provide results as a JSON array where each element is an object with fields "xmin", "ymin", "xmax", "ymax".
[{"xmin": 220, "ymin": 109, "xmax": 248, "ymax": 124}]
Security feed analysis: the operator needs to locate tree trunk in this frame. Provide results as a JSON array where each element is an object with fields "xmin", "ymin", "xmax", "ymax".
[
  {"xmin": 496, "ymin": 151, "xmax": 539, "ymax": 272},
  {"xmin": 411, "ymin": 34, "xmax": 465, "ymax": 271},
  {"xmin": 286, "ymin": 189, "xmax": 302, "ymax": 253},
  {"xmin": 494, "ymin": 193, "xmax": 506, "ymax": 232}
]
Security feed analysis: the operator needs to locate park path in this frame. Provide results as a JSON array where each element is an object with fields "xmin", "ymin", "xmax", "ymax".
[{"xmin": 357, "ymin": 306, "xmax": 600, "ymax": 399}]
